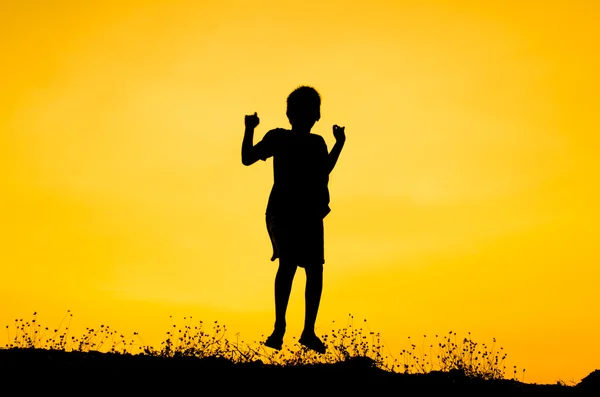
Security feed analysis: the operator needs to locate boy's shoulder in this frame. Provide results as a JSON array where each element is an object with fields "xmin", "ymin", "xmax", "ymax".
[
  {"xmin": 309, "ymin": 132, "xmax": 327, "ymax": 146},
  {"xmin": 262, "ymin": 127, "xmax": 288, "ymax": 141},
  {"xmin": 266, "ymin": 127, "xmax": 289, "ymax": 135}
]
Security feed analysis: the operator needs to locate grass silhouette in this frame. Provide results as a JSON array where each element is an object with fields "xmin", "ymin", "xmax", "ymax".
[
  {"xmin": 1, "ymin": 311, "xmax": 594, "ymax": 396},
  {"xmin": 3, "ymin": 312, "xmax": 513, "ymax": 376}
]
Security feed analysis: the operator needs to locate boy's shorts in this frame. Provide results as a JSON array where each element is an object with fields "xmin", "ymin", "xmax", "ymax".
[{"xmin": 266, "ymin": 215, "xmax": 324, "ymax": 267}]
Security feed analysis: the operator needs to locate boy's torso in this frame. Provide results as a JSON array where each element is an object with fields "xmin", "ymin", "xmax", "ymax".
[{"xmin": 266, "ymin": 129, "xmax": 330, "ymax": 217}]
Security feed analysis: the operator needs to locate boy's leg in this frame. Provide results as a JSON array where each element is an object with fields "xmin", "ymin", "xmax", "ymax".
[
  {"xmin": 299, "ymin": 263, "xmax": 326, "ymax": 353},
  {"xmin": 303, "ymin": 263, "xmax": 323, "ymax": 335},
  {"xmin": 273, "ymin": 259, "xmax": 297, "ymax": 335}
]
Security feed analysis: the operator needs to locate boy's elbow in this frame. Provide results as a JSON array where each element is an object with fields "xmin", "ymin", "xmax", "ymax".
[{"xmin": 242, "ymin": 155, "xmax": 256, "ymax": 166}]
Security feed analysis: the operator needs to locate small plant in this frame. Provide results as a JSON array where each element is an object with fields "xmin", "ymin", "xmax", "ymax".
[
  {"xmin": 143, "ymin": 316, "xmax": 248, "ymax": 361},
  {"xmin": 395, "ymin": 331, "xmax": 525, "ymax": 380},
  {"xmin": 4, "ymin": 311, "xmax": 141, "ymax": 354},
  {"xmin": 6, "ymin": 311, "xmax": 74, "ymax": 351}
]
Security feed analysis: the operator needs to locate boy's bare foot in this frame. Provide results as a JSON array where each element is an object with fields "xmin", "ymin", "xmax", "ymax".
[
  {"xmin": 264, "ymin": 328, "xmax": 285, "ymax": 350},
  {"xmin": 299, "ymin": 332, "xmax": 326, "ymax": 354}
]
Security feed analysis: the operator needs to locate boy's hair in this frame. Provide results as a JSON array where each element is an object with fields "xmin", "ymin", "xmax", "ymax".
[{"xmin": 287, "ymin": 86, "xmax": 321, "ymax": 118}]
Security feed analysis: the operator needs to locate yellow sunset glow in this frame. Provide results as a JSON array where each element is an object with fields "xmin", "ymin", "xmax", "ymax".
[{"xmin": 1, "ymin": 0, "xmax": 598, "ymax": 384}]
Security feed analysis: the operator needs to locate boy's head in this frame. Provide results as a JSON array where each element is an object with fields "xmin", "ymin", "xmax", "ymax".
[{"xmin": 286, "ymin": 86, "xmax": 321, "ymax": 130}]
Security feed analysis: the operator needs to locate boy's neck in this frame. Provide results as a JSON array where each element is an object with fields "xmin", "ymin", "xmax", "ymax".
[{"xmin": 291, "ymin": 125, "xmax": 311, "ymax": 134}]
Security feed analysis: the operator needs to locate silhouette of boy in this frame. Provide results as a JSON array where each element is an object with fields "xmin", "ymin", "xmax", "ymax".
[{"xmin": 241, "ymin": 86, "xmax": 346, "ymax": 353}]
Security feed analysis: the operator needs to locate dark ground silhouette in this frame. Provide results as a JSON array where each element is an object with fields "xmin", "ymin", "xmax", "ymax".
[{"xmin": 0, "ymin": 348, "xmax": 597, "ymax": 396}]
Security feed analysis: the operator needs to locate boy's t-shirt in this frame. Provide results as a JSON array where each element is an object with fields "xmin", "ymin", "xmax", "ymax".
[{"xmin": 254, "ymin": 128, "xmax": 331, "ymax": 218}]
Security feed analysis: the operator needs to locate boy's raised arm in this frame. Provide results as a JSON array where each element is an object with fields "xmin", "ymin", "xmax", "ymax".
[
  {"xmin": 327, "ymin": 124, "xmax": 346, "ymax": 174},
  {"xmin": 242, "ymin": 112, "xmax": 260, "ymax": 166}
]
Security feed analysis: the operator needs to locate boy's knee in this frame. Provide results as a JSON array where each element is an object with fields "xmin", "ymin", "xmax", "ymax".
[{"xmin": 305, "ymin": 264, "xmax": 323, "ymax": 275}]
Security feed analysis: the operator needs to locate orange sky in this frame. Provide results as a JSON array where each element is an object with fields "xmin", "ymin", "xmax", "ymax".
[{"xmin": 1, "ymin": 0, "xmax": 599, "ymax": 384}]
